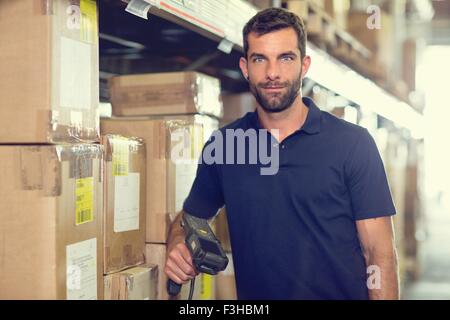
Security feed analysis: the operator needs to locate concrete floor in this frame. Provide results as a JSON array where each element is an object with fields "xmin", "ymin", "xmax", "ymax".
[{"xmin": 402, "ymin": 202, "xmax": 450, "ymax": 300}]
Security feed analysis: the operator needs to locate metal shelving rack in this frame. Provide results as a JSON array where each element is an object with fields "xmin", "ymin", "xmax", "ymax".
[{"xmin": 110, "ymin": 0, "xmax": 423, "ymax": 137}]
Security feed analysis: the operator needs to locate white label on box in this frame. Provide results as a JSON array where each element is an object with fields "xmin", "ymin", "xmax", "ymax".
[
  {"xmin": 60, "ymin": 36, "xmax": 91, "ymax": 109},
  {"xmin": 66, "ymin": 238, "xmax": 97, "ymax": 300},
  {"xmin": 114, "ymin": 173, "xmax": 140, "ymax": 232},
  {"xmin": 175, "ymin": 163, "xmax": 198, "ymax": 212}
]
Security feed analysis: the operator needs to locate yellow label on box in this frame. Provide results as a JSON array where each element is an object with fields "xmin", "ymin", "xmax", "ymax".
[
  {"xmin": 80, "ymin": 0, "xmax": 98, "ymax": 44},
  {"xmin": 112, "ymin": 137, "xmax": 130, "ymax": 176},
  {"xmin": 76, "ymin": 177, "xmax": 94, "ymax": 225},
  {"xmin": 200, "ymin": 274, "xmax": 213, "ymax": 300},
  {"xmin": 191, "ymin": 124, "xmax": 204, "ymax": 159}
]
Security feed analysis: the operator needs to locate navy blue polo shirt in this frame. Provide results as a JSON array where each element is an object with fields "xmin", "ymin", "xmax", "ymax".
[{"xmin": 183, "ymin": 97, "xmax": 396, "ymax": 300}]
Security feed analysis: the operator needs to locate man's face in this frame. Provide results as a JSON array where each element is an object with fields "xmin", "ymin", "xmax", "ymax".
[{"xmin": 240, "ymin": 28, "xmax": 309, "ymax": 113}]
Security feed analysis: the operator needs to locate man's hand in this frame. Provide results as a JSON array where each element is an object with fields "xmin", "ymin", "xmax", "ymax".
[
  {"xmin": 356, "ymin": 216, "xmax": 400, "ymax": 300},
  {"xmin": 165, "ymin": 212, "xmax": 199, "ymax": 285}
]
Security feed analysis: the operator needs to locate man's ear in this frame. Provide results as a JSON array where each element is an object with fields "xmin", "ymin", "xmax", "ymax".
[
  {"xmin": 301, "ymin": 55, "xmax": 311, "ymax": 79},
  {"xmin": 239, "ymin": 57, "xmax": 249, "ymax": 81}
]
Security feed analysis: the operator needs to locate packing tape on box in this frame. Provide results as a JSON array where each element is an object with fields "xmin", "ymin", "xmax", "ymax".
[
  {"xmin": 104, "ymin": 135, "xmax": 144, "ymax": 176},
  {"xmin": 40, "ymin": 109, "xmax": 99, "ymax": 144},
  {"xmin": 192, "ymin": 73, "xmax": 223, "ymax": 118},
  {"xmin": 166, "ymin": 120, "xmax": 204, "ymax": 160},
  {"xmin": 57, "ymin": 144, "xmax": 102, "ymax": 180},
  {"xmin": 18, "ymin": 144, "xmax": 102, "ymax": 198},
  {"xmin": 18, "ymin": 146, "xmax": 62, "ymax": 197}
]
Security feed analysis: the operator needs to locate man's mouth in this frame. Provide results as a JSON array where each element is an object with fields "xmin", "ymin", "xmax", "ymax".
[{"xmin": 261, "ymin": 86, "xmax": 285, "ymax": 91}]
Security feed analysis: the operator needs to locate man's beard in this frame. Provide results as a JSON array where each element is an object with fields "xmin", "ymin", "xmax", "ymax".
[{"xmin": 249, "ymin": 74, "xmax": 302, "ymax": 113}]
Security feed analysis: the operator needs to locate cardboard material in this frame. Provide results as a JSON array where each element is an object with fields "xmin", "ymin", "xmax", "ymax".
[
  {"xmin": 221, "ymin": 93, "xmax": 257, "ymax": 126},
  {"xmin": 145, "ymin": 244, "xmax": 169, "ymax": 300},
  {"xmin": 0, "ymin": 0, "xmax": 100, "ymax": 143},
  {"xmin": 285, "ymin": 0, "xmax": 309, "ymax": 20},
  {"xmin": 102, "ymin": 135, "xmax": 146, "ymax": 274},
  {"xmin": 104, "ymin": 264, "xmax": 158, "ymax": 300},
  {"xmin": 0, "ymin": 144, "xmax": 103, "ymax": 299},
  {"xmin": 108, "ymin": 72, "xmax": 223, "ymax": 118},
  {"xmin": 215, "ymin": 207, "xmax": 232, "ymax": 253},
  {"xmin": 347, "ymin": 11, "xmax": 394, "ymax": 80},
  {"xmin": 101, "ymin": 115, "xmax": 218, "ymax": 243},
  {"xmin": 215, "ymin": 253, "xmax": 237, "ymax": 300}
]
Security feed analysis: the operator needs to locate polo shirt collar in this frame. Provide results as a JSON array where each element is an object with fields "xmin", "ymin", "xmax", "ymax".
[{"xmin": 249, "ymin": 96, "xmax": 322, "ymax": 135}]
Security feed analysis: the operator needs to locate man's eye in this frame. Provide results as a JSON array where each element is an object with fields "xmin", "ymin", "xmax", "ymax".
[
  {"xmin": 281, "ymin": 56, "xmax": 294, "ymax": 62},
  {"xmin": 253, "ymin": 57, "xmax": 264, "ymax": 63}
]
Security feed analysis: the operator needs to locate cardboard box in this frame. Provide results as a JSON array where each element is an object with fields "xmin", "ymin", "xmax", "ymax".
[
  {"xmin": 285, "ymin": 0, "xmax": 309, "ymax": 20},
  {"xmin": 215, "ymin": 253, "xmax": 237, "ymax": 300},
  {"xmin": 0, "ymin": 144, "xmax": 103, "ymax": 299},
  {"xmin": 221, "ymin": 93, "xmax": 257, "ymax": 126},
  {"xmin": 145, "ymin": 244, "xmax": 169, "ymax": 300},
  {"xmin": 102, "ymin": 135, "xmax": 146, "ymax": 274},
  {"xmin": 0, "ymin": 0, "xmax": 100, "ymax": 143},
  {"xmin": 108, "ymin": 72, "xmax": 223, "ymax": 118},
  {"xmin": 143, "ymin": 241, "xmax": 215, "ymax": 300},
  {"xmin": 215, "ymin": 207, "xmax": 232, "ymax": 253},
  {"xmin": 104, "ymin": 264, "xmax": 158, "ymax": 300},
  {"xmin": 324, "ymin": 0, "xmax": 349, "ymax": 29},
  {"xmin": 347, "ymin": 11, "xmax": 394, "ymax": 79},
  {"xmin": 101, "ymin": 115, "xmax": 217, "ymax": 243}
]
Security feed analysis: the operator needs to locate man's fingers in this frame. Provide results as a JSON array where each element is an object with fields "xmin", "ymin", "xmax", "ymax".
[
  {"xmin": 165, "ymin": 268, "xmax": 185, "ymax": 285},
  {"xmin": 177, "ymin": 243, "xmax": 194, "ymax": 265},
  {"xmin": 175, "ymin": 243, "xmax": 199, "ymax": 274},
  {"xmin": 166, "ymin": 259, "xmax": 193, "ymax": 283},
  {"xmin": 172, "ymin": 250, "xmax": 197, "ymax": 277}
]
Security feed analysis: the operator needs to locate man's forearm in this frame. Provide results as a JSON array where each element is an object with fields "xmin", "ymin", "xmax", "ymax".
[{"xmin": 366, "ymin": 248, "xmax": 400, "ymax": 300}]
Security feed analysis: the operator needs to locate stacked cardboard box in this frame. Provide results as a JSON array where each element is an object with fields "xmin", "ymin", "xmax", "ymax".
[
  {"xmin": 0, "ymin": 0, "xmax": 100, "ymax": 144},
  {"xmin": 0, "ymin": 145, "xmax": 103, "ymax": 299},
  {"xmin": 346, "ymin": 10, "xmax": 394, "ymax": 83},
  {"xmin": 104, "ymin": 264, "xmax": 158, "ymax": 300},
  {"xmin": 101, "ymin": 116, "xmax": 212, "ymax": 244},
  {"xmin": 221, "ymin": 93, "xmax": 257, "ymax": 127},
  {"xmin": 215, "ymin": 253, "xmax": 237, "ymax": 300},
  {"xmin": 0, "ymin": 0, "xmax": 102, "ymax": 300},
  {"xmin": 108, "ymin": 72, "xmax": 223, "ymax": 119},
  {"xmin": 102, "ymin": 135, "xmax": 147, "ymax": 274},
  {"xmin": 214, "ymin": 207, "xmax": 238, "ymax": 299},
  {"xmin": 324, "ymin": 0, "xmax": 349, "ymax": 30},
  {"xmin": 102, "ymin": 117, "xmax": 215, "ymax": 300},
  {"xmin": 215, "ymin": 208, "xmax": 232, "ymax": 253},
  {"xmin": 145, "ymin": 244, "xmax": 169, "ymax": 300},
  {"xmin": 103, "ymin": 72, "xmax": 223, "ymax": 299},
  {"xmin": 383, "ymin": 133, "xmax": 408, "ymax": 282}
]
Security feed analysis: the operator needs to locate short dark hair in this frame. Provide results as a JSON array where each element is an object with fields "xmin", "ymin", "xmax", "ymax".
[{"xmin": 243, "ymin": 8, "xmax": 307, "ymax": 59}]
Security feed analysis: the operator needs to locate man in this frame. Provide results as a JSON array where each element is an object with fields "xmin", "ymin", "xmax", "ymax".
[{"xmin": 165, "ymin": 8, "xmax": 399, "ymax": 300}]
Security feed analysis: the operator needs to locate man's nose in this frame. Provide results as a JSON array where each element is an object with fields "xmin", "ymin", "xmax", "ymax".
[{"xmin": 265, "ymin": 61, "xmax": 281, "ymax": 81}]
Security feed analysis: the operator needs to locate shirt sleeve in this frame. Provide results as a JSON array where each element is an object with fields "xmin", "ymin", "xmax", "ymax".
[
  {"xmin": 182, "ymin": 134, "xmax": 225, "ymax": 219},
  {"xmin": 345, "ymin": 128, "xmax": 396, "ymax": 221}
]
